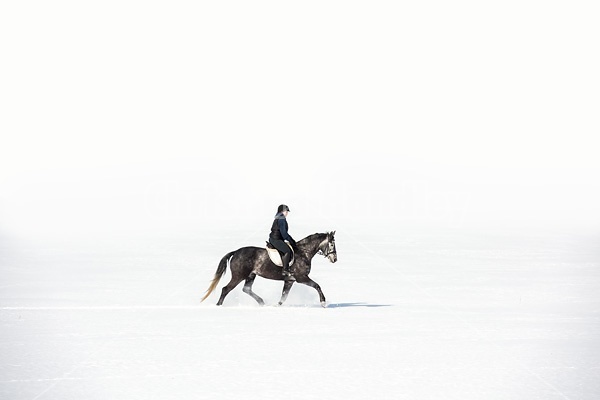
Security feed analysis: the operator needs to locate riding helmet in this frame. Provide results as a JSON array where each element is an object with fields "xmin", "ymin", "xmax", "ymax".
[{"xmin": 277, "ymin": 204, "xmax": 290, "ymax": 213}]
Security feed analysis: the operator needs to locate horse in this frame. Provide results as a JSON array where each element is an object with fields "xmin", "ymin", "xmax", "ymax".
[{"xmin": 201, "ymin": 231, "xmax": 337, "ymax": 307}]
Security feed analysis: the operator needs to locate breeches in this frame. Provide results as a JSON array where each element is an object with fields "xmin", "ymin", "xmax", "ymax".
[{"xmin": 269, "ymin": 238, "xmax": 292, "ymax": 256}]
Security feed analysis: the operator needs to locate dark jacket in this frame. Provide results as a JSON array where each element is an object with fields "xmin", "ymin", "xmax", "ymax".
[{"xmin": 269, "ymin": 212, "xmax": 296, "ymax": 244}]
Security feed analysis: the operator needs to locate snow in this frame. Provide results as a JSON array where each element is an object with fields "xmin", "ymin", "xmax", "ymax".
[
  {"xmin": 1, "ymin": 227, "xmax": 599, "ymax": 400},
  {"xmin": 2, "ymin": 1, "xmax": 600, "ymax": 399}
]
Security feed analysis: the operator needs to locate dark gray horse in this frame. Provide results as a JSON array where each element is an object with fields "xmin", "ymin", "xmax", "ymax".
[{"xmin": 201, "ymin": 231, "xmax": 337, "ymax": 307}]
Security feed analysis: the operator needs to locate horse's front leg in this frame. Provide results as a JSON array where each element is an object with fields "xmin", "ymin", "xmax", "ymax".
[
  {"xmin": 278, "ymin": 280, "xmax": 294, "ymax": 306},
  {"xmin": 296, "ymin": 276, "xmax": 326, "ymax": 307}
]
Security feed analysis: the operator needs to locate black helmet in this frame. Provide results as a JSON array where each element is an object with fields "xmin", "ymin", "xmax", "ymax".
[{"xmin": 277, "ymin": 204, "xmax": 290, "ymax": 213}]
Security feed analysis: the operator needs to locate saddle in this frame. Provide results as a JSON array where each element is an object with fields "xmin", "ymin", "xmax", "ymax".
[{"xmin": 265, "ymin": 241, "xmax": 295, "ymax": 267}]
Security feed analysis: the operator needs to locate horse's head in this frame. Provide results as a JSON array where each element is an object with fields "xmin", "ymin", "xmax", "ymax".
[{"xmin": 318, "ymin": 231, "xmax": 337, "ymax": 263}]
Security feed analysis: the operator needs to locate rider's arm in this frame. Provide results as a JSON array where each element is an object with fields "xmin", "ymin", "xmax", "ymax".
[{"xmin": 278, "ymin": 218, "xmax": 295, "ymax": 243}]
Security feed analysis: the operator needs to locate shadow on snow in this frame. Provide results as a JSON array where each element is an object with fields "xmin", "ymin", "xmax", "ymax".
[{"xmin": 326, "ymin": 302, "xmax": 392, "ymax": 308}]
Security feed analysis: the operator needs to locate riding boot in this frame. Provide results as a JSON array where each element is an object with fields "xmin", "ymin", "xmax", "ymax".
[{"xmin": 281, "ymin": 252, "xmax": 293, "ymax": 279}]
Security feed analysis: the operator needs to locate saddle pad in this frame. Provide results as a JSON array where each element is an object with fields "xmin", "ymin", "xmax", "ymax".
[{"xmin": 266, "ymin": 241, "xmax": 295, "ymax": 267}]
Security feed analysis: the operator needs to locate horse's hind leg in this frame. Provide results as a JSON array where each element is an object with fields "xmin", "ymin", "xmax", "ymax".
[
  {"xmin": 242, "ymin": 273, "xmax": 265, "ymax": 306},
  {"xmin": 216, "ymin": 275, "xmax": 245, "ymax": 306}
]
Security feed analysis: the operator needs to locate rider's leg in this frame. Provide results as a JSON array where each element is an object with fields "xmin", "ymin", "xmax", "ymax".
[
  {"xmin": 281, "ymin": 251, "xmax": 291, "ymax": 275},
  {"xmin": 270, "ymin": 239, "xmax": 293, "ymax": 276}
]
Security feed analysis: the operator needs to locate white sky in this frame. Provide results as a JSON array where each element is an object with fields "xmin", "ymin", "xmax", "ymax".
[{"xmin": 1, "ymin": 1, "xmax": 599, "ymax": 237}]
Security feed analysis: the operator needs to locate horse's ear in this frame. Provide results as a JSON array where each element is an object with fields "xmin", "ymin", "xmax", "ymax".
[{"xmin": 332, "ymin": 230, "xmax": 336, "ymax": 236}]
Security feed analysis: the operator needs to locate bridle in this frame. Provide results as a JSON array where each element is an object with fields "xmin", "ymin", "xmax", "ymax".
[{"xmin": 318, "ymin": 238, "xmax": 337, "ymax": 258}]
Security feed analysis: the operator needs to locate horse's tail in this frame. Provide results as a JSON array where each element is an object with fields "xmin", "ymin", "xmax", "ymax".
[{"xmin": 201, "ymin": 250, "xmax": 235, "ymax": 302}]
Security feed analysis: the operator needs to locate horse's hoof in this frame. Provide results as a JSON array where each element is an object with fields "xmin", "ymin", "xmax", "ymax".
[
  {"xmin": 278, "ymin": 302, "xmax": 283, "ymax": 306},
  {"xmin": 321, "ymin": 301, "xmax": 327, "ymax": 308}
]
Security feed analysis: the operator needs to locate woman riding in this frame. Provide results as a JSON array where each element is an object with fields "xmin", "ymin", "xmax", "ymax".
[{"xmin": 269, "ymin": 204, "xmax": 297, "ymax": 278}]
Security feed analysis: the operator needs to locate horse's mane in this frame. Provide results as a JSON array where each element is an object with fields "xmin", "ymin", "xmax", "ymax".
[{"xmin": 300, "ymin": 232, "xmax": 327, "ymax": 243}]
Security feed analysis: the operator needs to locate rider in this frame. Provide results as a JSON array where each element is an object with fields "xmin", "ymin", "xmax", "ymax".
[{"xmin": 269, "ymin": 204, "xmax": 298, "ymax": 278}]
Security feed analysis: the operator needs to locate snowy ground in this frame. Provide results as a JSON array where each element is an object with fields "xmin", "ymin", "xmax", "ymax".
[
  {"xmin": 1, "ymin": 225, "xmax": 599, "ymax": 400},
  {"xmin": 2, "ymin": 2, "xmax": 599, "ymax": 399}
]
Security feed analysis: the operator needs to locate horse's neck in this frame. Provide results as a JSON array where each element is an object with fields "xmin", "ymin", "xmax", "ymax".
[{"xmin": 304, "ymin": 234, "xmax": 325, "ymax": 258}]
